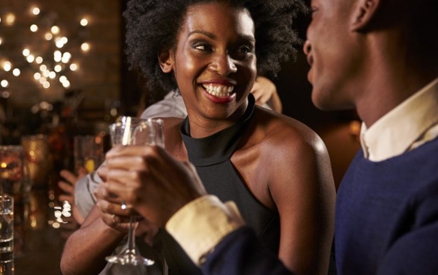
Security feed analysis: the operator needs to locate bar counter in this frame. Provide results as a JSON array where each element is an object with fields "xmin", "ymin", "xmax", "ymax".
[
  {"xmin": 12, "ymin": 189, "xmax": 75, "ymax": 275},
  {"xmin": 15, "ymin": 226, "xmax": 65, "ymax": 275}
]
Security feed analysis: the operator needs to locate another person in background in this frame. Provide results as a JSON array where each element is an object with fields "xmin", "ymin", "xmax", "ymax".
[
  {"xmin": 58, "ymin": 167, "xmax": 88, "ymax": 224},
  {"xmin": 96, "ymin": 0, "xmax": 438, "ymax": 274},
  {"xmin": 60, "ymin": 1, "xmax": 335, "ymax": 275}
]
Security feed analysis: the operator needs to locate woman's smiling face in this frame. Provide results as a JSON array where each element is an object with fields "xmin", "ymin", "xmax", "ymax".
[{"xmin": 162, "ymin": 1, "xmax": 257, "ymax": 122}]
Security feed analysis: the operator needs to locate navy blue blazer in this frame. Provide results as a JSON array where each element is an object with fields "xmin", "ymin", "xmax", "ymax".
[{"xmin": 201, "ymin": 227, "xmax": 294, "ymax": 275}]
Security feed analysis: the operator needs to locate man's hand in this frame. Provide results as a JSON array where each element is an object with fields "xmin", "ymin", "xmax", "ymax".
[{"xmin": 97, "ymin": 145, "xmax": 207, "ymax": 227}]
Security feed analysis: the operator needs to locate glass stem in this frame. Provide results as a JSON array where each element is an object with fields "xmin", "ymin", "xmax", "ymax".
[{"xmin": 128, "ymin": 216, "xmax": 136, "ymax": 254}]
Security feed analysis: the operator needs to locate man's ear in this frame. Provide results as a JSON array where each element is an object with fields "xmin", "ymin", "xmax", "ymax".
[
  {"xmin": 158, "ymin": 50, "xmax": 173, "ymax": 73},
  {"xmin": 350, "ymin": 0, "xmax": 381, "ymax": 31}
]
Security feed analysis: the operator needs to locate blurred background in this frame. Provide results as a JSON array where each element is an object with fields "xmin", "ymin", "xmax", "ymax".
[{"xmin": 0, "ymin": 0, "xmax": 360, "ymax": 188}]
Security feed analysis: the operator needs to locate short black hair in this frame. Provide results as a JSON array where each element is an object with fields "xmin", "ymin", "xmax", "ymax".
[{"xmin": 124, "ymin": 0, "xmax": 307, "ymax": 97}]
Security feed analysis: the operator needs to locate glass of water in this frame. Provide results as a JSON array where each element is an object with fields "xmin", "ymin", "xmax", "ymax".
[{"xmin": 0, "ymin": 194, "xmax": 14, "ymax": 264}]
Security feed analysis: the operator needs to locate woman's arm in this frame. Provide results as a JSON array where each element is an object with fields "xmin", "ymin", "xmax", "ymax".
[
  {"xmin": 60, "ymin": 205, "xmax": 126, "ymax": 275},
  {"xmin": 266, "ymin": 124, "xmax": 335, "ymax": 275}
]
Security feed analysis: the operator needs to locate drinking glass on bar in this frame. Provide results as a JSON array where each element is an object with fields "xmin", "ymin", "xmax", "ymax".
[
  {"xmin": 0, "ymin": 145, "xmax": 30, "ymax": 258},
  {"xmin": 21, "ymin": 135, "xmax": 53, "ymax": 231},
  {"xmin": 0, "ymin": 194, "xmax": 14, "ymax": 274}
]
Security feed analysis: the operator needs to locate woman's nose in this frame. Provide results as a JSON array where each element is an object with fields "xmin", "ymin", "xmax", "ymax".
[
  {"xmin": 303, "ymin": 40, "xmax": 312, "ymax": 55},
  {"xmin": 209, "ymin": 54, "xmax": 237, "ymax": 76}
]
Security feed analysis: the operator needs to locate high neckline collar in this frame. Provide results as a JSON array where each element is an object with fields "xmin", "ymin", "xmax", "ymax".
[{"xmin": 180, "ymin": 95, "xmax": 255, "ymax": 166}]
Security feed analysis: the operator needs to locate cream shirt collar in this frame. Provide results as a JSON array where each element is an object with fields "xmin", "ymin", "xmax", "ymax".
[{"xmin": 360, "ymin": 77, "xmax": 438, "ymax": 161}]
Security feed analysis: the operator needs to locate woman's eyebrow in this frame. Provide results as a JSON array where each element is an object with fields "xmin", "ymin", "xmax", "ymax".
[
  {"xmin": 188, "ymin": 30, "xmax": 216, "ymax": 39},
  {"xmin": 188, "ymin": 30, "xmax": 255, "ymax": 43}
]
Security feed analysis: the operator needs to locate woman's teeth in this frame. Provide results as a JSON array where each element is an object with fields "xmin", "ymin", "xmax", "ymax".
[{"xmin": 203, "ymin": 84, "xmax": 234, "ymax": 98}]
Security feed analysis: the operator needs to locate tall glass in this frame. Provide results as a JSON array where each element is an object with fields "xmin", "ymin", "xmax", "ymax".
[
  {"xmin": 0, "ymin": 145, "xmax": 30, "ymax": 257},
  {"xmin": 0, "ymin": 194, "xmax": 14, "ymax": 275},
  {"xmin": 105, "ymin": 116, "xmax": 164, "ymax": 266}
]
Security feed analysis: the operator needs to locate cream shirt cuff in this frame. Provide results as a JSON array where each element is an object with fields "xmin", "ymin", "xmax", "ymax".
[{"xmin": 165, "ymin": 195, "xmax": 245, "ymax": 266}]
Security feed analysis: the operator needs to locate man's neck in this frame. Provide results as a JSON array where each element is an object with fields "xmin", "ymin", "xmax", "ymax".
[{"xmin": 353, "ymin": 34, "xmax": 438, "ymax": 127}]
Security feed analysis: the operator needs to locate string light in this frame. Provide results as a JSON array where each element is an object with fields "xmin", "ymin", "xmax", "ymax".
[
  {"xmin": 30, "ymin": 24, "xmax": 38, "ymax": 32},
  {"xmin": 4, "ymin": 13, "xmax": 16, "ymax": 26},
  {"xmin": 1, "ymin": 80, "xmax": 9, "ymax": 88},
  {"xmin": 80, "ymin": 18, "xmax": 88, "ymax": 26},
  {"xmin": 45, "ymin": 32, "xmax": 53, "ymax": 40},
  {"xmin": 1, "ymin": 6, "xmax": 90, "ymax": 98},
  {"xmin": 35, "ymin": 56, "xmax": 43, "ymax": 64},
  {"xmin": 3, "ymin": 62, "xmax": 12, "ymax": 72},
  {"xmin": 22, "ymin": 49, "xmax": 30, "ymax": 57},
  {"xmin": 81, "ymin": 42, "xmax": 90, "ymax": 52},
  {"xmin": 26, "ymin": 55, "xmax": 35, "ymax": 63},
  {"xmin": 32, "ymin": 7, "xmax": 40, "ymax": 15},
  {"xmin": 51, "ymin": 26, "xmax": 60, "ymax": 35},
  {"xmin": 12, "ymin": 69, "xmax": 21, "ymax": 76}
]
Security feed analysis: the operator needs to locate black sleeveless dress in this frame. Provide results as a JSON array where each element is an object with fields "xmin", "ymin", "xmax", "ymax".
[{"xmin": 155, "ymin": 95, "xmax": 280, "ymax": 275}]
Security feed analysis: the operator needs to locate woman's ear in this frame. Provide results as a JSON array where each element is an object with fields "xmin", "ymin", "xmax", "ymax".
[
  {"xmin": 158, "ymin": 51, "xmax": 173, "ymax": 73},
  {"xmin": 350, "ymin": 0, "xmax": 381, "ymax": 31}
]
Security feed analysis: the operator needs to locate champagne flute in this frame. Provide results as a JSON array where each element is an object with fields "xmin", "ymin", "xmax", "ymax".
[{"xmin": 105, "ymin": 116, "xmax": 164, "ymax": 266}]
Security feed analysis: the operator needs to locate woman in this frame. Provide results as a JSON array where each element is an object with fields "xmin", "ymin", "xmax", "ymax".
[{"xmin": 60, "ymin": 1, "xmax": 335, "ymax": 275}]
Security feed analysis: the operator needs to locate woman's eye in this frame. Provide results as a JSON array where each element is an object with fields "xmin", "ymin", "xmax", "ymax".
[
  {"xmin": 193, "ymin": 43, "xmax": 212, "ymax": 52},
  {"xmin": 239, "ymin": 45, "xmax": 253, "ymax": 54}
]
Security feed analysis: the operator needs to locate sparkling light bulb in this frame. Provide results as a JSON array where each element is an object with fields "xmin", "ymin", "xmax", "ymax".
[
  {"xmin": 51, "ymin": 26, "xmax": 60, "ymax": 34},
  {"xmin": 54, "ymin": 51, "xmax": 62, "ymax": 62},
  {"xmin": 5, "ymin": 13, "xmax": 15, "ymax": 26},
  {"xmin": 12, "ymin": 68, "xmax": 21, "ymax": 76},
  {"xmin": 22, "ymin": 49, "xmax": 30, "ymax": 56},
  {"xmin": 81, "ymin": 43, "xmax": 90, "ymax": 52},
  {"xmin": 1, "ymin": 80, "xmax": 9, "ymax": 88},
  {"xmin": 3, "ymin": 61, "xmax": 12, "ymax": 72},
  {"xmin": 80, "ymin": 18, "xmax": 88, "ymax": 26},
  {"xmin": 30, "ymin": 24, "xmax": 38, "ymax": 32},
  {"xmin": 32, "ymin": 7, "xmax": 40, "ymax": 15},
  {"xmin": 45, "ymin": 32, "xmax": 53, "ymax": 40},
  {"xmin": 69, "ymin": 63, "xmax": 78, "ymax": 71},
  {"xmin": 26, "ymin": 55, "xmax": 35, "ymax": 63}
]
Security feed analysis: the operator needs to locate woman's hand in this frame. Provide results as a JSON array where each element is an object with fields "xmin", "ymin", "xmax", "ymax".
[
  {"xmin": 94, "ymin": 180, "xmax": 132, "ymax": 234},
  {"xmin": 97, "ymin": 145, "xmax": 206, "ymax": 227}
]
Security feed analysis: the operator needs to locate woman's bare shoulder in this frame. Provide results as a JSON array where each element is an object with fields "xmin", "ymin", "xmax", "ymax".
[{"xmin": 245, "ymin": 107, "xmax": 325, "ymax": 154}]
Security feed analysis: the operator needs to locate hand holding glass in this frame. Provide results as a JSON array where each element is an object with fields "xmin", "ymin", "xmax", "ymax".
[{"xmin": 105, "ymin": 116, "xmax": 164, "ymax": 266}]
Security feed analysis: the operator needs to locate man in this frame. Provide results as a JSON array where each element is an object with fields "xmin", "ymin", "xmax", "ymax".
[{"xmin": 99, "ymin": 0, "xmax": 438, "ymax": 274}]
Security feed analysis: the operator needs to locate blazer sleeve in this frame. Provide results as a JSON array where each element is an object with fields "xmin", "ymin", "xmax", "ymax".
[{"xmin": 201, "ymin": 227, "xmax": 295, "ymax": 275}]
